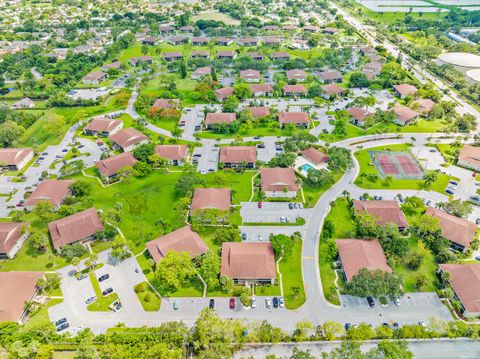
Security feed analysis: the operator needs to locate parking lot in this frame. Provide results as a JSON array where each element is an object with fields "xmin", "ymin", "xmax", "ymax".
[
  {"xmin": 239, "ymin": 225, "xmax": 304, "ymax": 242},
  {"xmin": 240, "ymin": 201, "xmax": 312, "ymax": 223},
  {"xmin": 194, "ymin": 139, "xmax": 219, "ymax": 173},
  {"xmin": 68, "ymin": 88, "xmax": 111, "ymax": 100}
]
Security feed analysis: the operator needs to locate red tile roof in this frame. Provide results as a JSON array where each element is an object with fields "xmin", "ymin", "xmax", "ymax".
[
  {"xmin": 0, "ymin": 222, "xmax": 29, "ymax": 255},
  {"xmin": 336, "ymin": 239, "xmax": 392, "ymax": 281},
  {"xmin": 412, "ymin": 98, "xmax": 435, "ymax": 113},
  {"xmin": 221, "ymin": 242, "xmax": 276, "ymax": 280},
  {"xmin": 109, "ymin": 128, "xmax": 148, "ymax": 150},
  {"xmin": 191, "ymin": 188, "xmax": 231, "ymax": 212},
  {"xmin": 155, "ymin": 145, "xmax": 188, "ymax": 161},
  {"xmin": 240, "ymin": 69, "xmax": 260, "ymax": 79},
  {"xmin": 250, "ymin": 84, "xmax": 273, "ymax": 93},
  {"xmin": 152, "ymin": 99, "xmax": 180, "ymax": 109},
  {"xmin": 146, "ymin": 225, "xmax": 208, "ymax": 263},
  {"xmin": 286, "ymin": 69, "xmax": 307, "ymax": 80},
  {"xmin": 458, "ymin": 145, "xmax": 480, "ymax": 170},
  {"xmin": 283, "ymin": 84, "xmax": 307, "ymax": 94},
  {"xmin": 219, "ymin": 146, "xmax": 256, "ymax": 164},
  {"xmin": 84, "ymin": 118, "xmax": 122, "ymax": 133},
  {"xmin": 24, "ymin": 179, "xmax": 74, "ymax": 208},
  {"xmin": 244, "ymin": 106, "xmax": 270, "ymax": 118},
  {"xmin": 439, "ymin": 263, "xmax": 480, "ymax": 314},
  {"xmin": 261, "ymin": 167, "xmax": 298, "ymax": 192},
  {"xmin": 321, "ymin": 83, "xmax": 344, "ymax": 96},
  {"xmin": 319, "ymin": 70, "xmax": 342, "ymax": 81},
  {"xmin": 278, "ymin": 111, "xmax": 309, "ymax": 125},
  {"xmin": 205, "ymin": 113, "xmax": 236, "ymax": 125},
  {"xmin": 214, "ymin": 87, "xmax": 234, "ymax": 100},
  {"xmin": 426, "ymin": 207, "xmax": 476, "ymax": 249},
  {"xmin": 0, "ymin": 271, "xmax": 44, "ymax": 323},
  {"xmin": 0, "ymin": 148, "xmax": 33, "ymax": 167},
  {"xmin": 392, "ymin": 105, "xmax": 419, "ymax": 124},
  {"xmin": 348, "ymin": 107, "xmax": 373, "ymax": 122},
  {"xmin": 302, "ymin": 147, "xmax": 329, "ymax": 164},
  {"xmin": 393, "ymin": 84, "xmax": 418, "ymax": 97},
  {"xmin": 353, "ymin": 200, "xmax": 408, "ymax": 228},
  {"xmin": 96, "ymin": 152, "xmax": 138, "ymax": 177},
  {"xmin": 48, "ymin": 208, "xmax": 104, "ymax": 249}
]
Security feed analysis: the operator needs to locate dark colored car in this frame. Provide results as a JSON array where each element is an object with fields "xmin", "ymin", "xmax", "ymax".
[
  {"xmin": 258, "ymin": 202, "xmax": 262, "ymax": 208},
  {"xmin": 55, "ymin": 318, "xmax": 67, "ymax": 327},
  {"xmin": 209, "ymin": 299, "xmax": 215, "ymax": 309},
  {"xmin": 85, "ymin": 296, "xmax": 97, "ymax": 305},
  {"xmin": 367, "ymin": 296, "xmax": 375, "ymax": 308},
  {"xmin": 273, "ymin": 297, "xmax": 279, "ymax": 308},
  {"xmin": 345, "ymin": 323, "xmax": 352, "ymax": 330},
  {"xmin": 57, "ymin": 323, "xmax": 70, "ymax": 332},
  {"xmin": 102, "ymin": 287, "xmax": 113, "ymax": 296},
  {"xmin": 98, "ymin": 274, "xmax": 109, "ymax": 282},
  {"xmin": 257, "ymin": 144, "xmax": 265, "ymax": 148},
  {"xmin": 288, "ymin": 203, "xmax": 294, "ymax": 209},
  {"xmin": 77, "ymin": 273, "xmax": 87, "ymax": 281},
  {"xmin": 229, "ymin": 298, "xmax": 235, "ymax": 309},
  {"xmin": 61, "ymin": 149, "xmax": 68, "ymax": 153}
]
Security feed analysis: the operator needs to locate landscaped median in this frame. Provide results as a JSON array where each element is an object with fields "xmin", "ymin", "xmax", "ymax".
[
  {"xmin": 87, "ymin": 272, "xmax": 119, "ymax": 311},
  {"xmin": 134, "ymin": 282, "xmax": 161, "ymax": 311}
]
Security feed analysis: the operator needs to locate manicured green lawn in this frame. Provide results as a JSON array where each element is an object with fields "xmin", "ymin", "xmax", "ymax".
[
  {"xmin": 327, "ymin": 197, "xmax": 356, "ymax": 238},
  {"xmin": 354, "ymin": 144, "xmax": 456, "ymax": 193},
  {"xmin": 199, "ymin": 126, "xmax": 305, "ymax": 139},
  {"xmin": 302, "ymin": 170, "xmax": 344, "ymax": 208},
  {"xmin": 279, "ymin": 240, "xmax": 305, "ymax": 309},
  {"xmin": 87, "ymin": 272, "xmax": 119, "ymax": 311},
  {"xmin": 255, "ymin": 283, "xmax": 281, "ymax": 297},
  {"xmin": 23, "ymin": 298, "xmax": 63, "ymax": 330},
  {"xmin": 394, "ymin": 235, "xmax": 437, "ymax": 292},
  {"xmin": 134, "ymin": 282, "xmax": 161, "ymax": 311},
  {"xmin": 319, "ymin": 238, "xmax": 340, "ymax": 305}
]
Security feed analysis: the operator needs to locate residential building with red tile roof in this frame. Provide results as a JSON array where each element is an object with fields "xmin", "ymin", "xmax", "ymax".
[
  {"xmin": 191, "ymin": 66, "xmax": 211, "ymax": 80},
  {"xmin": 240, "ymin": 69, "xmax": 261, "ymax": 83},
  {"xmin": 318, "ymin": 70, "xmax": 342, "ymax": 84},
  {"xmin": 278, "ymin": 112, "xmax": 310, "ymax": 128},
  {"xmin": 250, "ymin": 84, "xmax": 273, "ymax": 97},
  {"xmin": 152, "ymin": 98, "xmax": 180, "ymax": 110},
  {"xmin": 0, "ymin": 222, "xmax": 30, "ymax": 259},
  {"xmin": 205, "ymin": 113, "xmax": 236, "ymax": 128},
  {"xmin": 219, "ymin": 146, "xmax": 256, "ymax": 168},
  {"xmin": 321, "ymin": 84, "xmax": 345, "ymax": 99},
  {"xmin": 392, "ymin": 105, "xmax": 419, "ymax": 126},
  {"xmin": 214, "ymin": 87, "xmax": 234, "ymax": 102},
  {"xmin": 283, "ymin": 84, "xmax": 307, "ymax": 97},
  {"xmin": 0, "ymin": 271, "xmax": 44, "ymax": 323},
  {"xmin": 96, "ymin": 152, "xmax": 138, "ymax": 181},
  {"xmin": 191, "ymin": 188, "xmax": 231, "ymax": 213},
  {"xmin": 286, "ymin": 69, "xmax": 307, "ymax": 82},
  {"xmin": 48, "ymin": 208, "xmax": 104, "ymax": 250},
  {"xmin": 244, "ymin": 107, "xmax": 270, "ymax": 118},
  {"xmin": 24, "ymin": 179, "xmax": 74, "ymax": 210},
  {"xmin": 348, "ymin": 107, "xmax": 373, "ymax": 127},
  {"xmin": 336, "ymin": 239, "xmax": 392, "ymax": 281},
  {"xmin": 353, "ymin": 200, "xmax": 408, "ymax": 231},
  {"xmin": 146, "ymin": 225, "xmax": 208, "ymax": 263},
  {"xmin": 302, "ymin": 148, "xmax": 329, "ymax": 165},
  {"xmin": 155, "ymin": 145, "xmax": 189, "ymax": 165},
  {"xmin": 438, "ymin": 263, "xmax": 480, "ymax": 317},
  {"xmin": 412, "ymin": 98, "xmax": 435, "ymax": 114},
  {"xmin": 426, "ymin": 207, "xmax": 476, "ymax": 253},
  {"xmin": 393, "ymin": 84, "xmax": 418, "ymax": 98},
  {"xmin": 84, "ymin": 118, "xmax": 123, "ymax": 136},
  {"xmin": 261, "ymin": 167, "xmax": 298, "ymax": 198},
  {"xmin": 109, "ymin": 128, "xmax": 148, "ymax": 152},
  {"xmin": 221, "ymin": 242, "xmax": 276, "ymax": 285},
  {"xmin": 458, "ymin": 145, "xmax": 480, "ymax": 172},
  {"xmin": 0, "ymin": 148, "xmax": 34, "ymax": 171}
]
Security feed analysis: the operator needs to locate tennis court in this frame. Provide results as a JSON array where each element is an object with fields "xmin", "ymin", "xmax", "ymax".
[{"xmin": 369, "ymin": 150, "xmax": 424, "ymax": 179}]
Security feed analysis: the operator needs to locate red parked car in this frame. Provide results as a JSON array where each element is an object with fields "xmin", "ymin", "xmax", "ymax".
[
  {"xmin": 258, "ymin": 201, "xmax": 262, "ymax": 208},
  {"xmin": 473, "ymin": 172, "xmax": 477, "ymax": 178},
  {"xmin": 229, "ymin": 298, "xmax": 235, "ymax": 309}
]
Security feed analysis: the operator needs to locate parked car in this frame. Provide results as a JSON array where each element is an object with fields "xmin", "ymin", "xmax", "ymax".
[
  {"xmin": 418, "ymin": 321, "xmax": 426, "ymax": 327},
  {"xmin": 85, "ymin": 296, "xmax": 97, "ymax": 305},
  {"xmin": 77, "ymin": 273, "xmax": 87, "ymax": 281},
  {"xmin": 242, "ymin": 232, "xmax": 247, "ymax": 240},
  {"xmin": 55, "ymin": 318, "xmax": 67, "ymax": 327},
  {"xmin": 61, "ymin": 149, "xmax": 68, "ymax": 153},
  {"xmin": 57, "ymin": 323, "xmax": 69, "ymax": 332},
  {"xmin": 367, "ymin": 296, "xmax": 375, "ymax": 308},
  {"xmin": 449, "ymin": 180, "xmax": 458, "ymax": 186},
  {"xmin": 251, "ymin": 297, "xmax": 256, "ymax": 309},
  {"xmin": 273, "ymin": 297, "xmax": 279, "ymax": 308},
  {"xmin": 258, "ymin": 202, "xmax": 262, "ymax": 208},
  {"xmin": 445, "ymin": 189, "xmax": 454, "ymax": 195},
  {"xmin": 16, "ymin": 200, "xmax": 25, "ymax": 207},
  {"xmin": 110, "ymin": 300, "xmax": 122, "ymax": 312},
  {"xmin": 98, "ymin": 274, "xmax": 109, "ymax": 282},
  {"xmin": 102, "ymin": 287, "xmax": 113, "ymax": 296},
  {"xmin": 473, "ymin": 172, "xmax": 477, "ymax": 178},
  {"xmin": 209, "ymin": 299, "xmax": 215, "ymax": 309},
  {"xmin": 345, "ymin": 323, "xmax": 352, "ymax": 330},
  {"xmin": 229, "ymin": 298, "xmax": 235, "ymax": 309},
  {"xmin": 173, "ymin": 300, "xmax": 179, "ymax": 310},
  {"xmin": 279, "ymin": 297, "xmax": 284, "ymax": 308},
  {"xmin": 392, "ymin": 322, "xmax": 400, "ymax": 329},
  {"xmin": 288, "ymin": 203, "xmax": 294, "ymax": 209},
  {"xmin": 429, "ymin": 149, "xmax": 436, "ymax": 153},
  {"xmin": 257, "ymin": 144, "xmax": 265, "ymax": 149},
  {"xmin": 476, "ymin": 218, "xmax": 480, "ymax": 225},
  {"xmin": 394, "ymin": 298, "xmax": 401, "ymax": 306},
  {"xmin": 265, "ymin": 297, "xmax": 272, "ymax": 308}
]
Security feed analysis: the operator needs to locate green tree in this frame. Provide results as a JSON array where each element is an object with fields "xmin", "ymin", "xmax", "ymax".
[
  {"xmin": 154, "ymin": 251, "xmax": 197, "ymax": 291},
  {"xmin": 271, "ymin": 234, "xmax": 294, "ymax": 258},
  {"xmin": 110, "ymin": 235, "xmax": 133, "ymax": 261},
  {"xmin": 233, "ymin": 83, "xmax": 252, "ymax": 99},
  {"xmin": 345, "ymin": 268, "xmax": 404, "ymax": 300},
  {"xmin": 32, "ymin": 200, "xmax": 55, "ymax": 222},
  {"xmin": 197, "ymin": 252, "xmax": 221, "ymax": 288}
]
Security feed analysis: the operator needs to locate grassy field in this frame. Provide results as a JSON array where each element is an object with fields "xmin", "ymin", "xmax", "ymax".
[
  {"xmin": 319, "ymin": 197, "xmax": 356, "ymax": 305},
  {"xmin": 302, "ymin": 170, "xmax": 344, "ymax": 208},
  {"xmin": 87, "ymin": 272, "xmax": 119, "ymax": 311},
  {"xmin": 319, "ymin": 119, "xmax": 446, "ymax": 143},
  {"xmin": 354, "ymin": 144, "xmax": 455, "ymax": 193},
  {"xmin": 70, "ymin": 170, "xmax": 254, "ymax": 253},
  {"xmin": 134, "ymin": 282, "xmax": 161, "ymax": 311},
  {"xmin": 279, "ymin": 239, "xmax": 306, "ymax": 309},
  {"xmin": 199, "ymin": 126, "xmax": 305, "ymax": 139}
]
